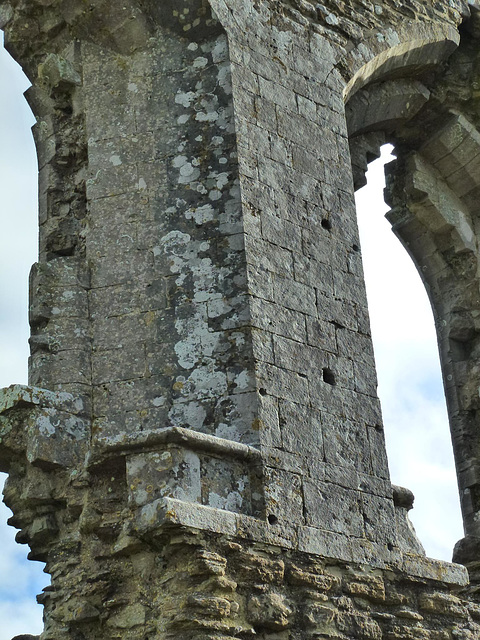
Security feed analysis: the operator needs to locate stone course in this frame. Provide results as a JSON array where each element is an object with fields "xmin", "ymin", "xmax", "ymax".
[{"xmin": 1, "ymin": 0, "xmax": 480, "ymax": 637}]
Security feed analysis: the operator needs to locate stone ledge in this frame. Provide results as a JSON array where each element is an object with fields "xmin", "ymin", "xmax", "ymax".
[
  {"xmin": 91, "ymin": 426, "xmax": 262, "ymax": 463},
  {"xmin": 402, "ymin": 552, "xmax": 468, "ymax": 585},
  {"xmin": 0, "ymin": 385, "xmax": 89, "ymax": 470},
  {"xmin": 0, "ymin": 384, "xmax": 86, "ymax": 416},
  {"xmin": 134, "ymin": 498, "xmax": 469, "ymax": 585},
  {"xmin": 136, "ymin": 497, "xmax": 238, "ymax": 538}
]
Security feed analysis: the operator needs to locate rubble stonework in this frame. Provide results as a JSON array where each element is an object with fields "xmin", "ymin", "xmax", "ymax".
[{"xmin": 1, "ymin": 0, "xmax": 480, "ymax": 637}]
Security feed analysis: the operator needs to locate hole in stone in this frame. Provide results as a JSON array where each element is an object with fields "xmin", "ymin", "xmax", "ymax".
[
  {"xmin": 267, "ymin": 514, "xmax": 278, "ymax": 525},
  {"xmin": 259, "ymin": 388, "xmax": 267, "ymax": 396},
  {"xmin": 322, "ymin": 368, "xmax": 336, "ymax": 385},
  {"xmin": 387, "ymin": 542, "xmax": 394, "ymax": 551},
  {"xmin": 321, "ymin": 218, "xmax": 332, "ymax": 230},
  {"xmin": 355, "ymin": 144, "xmax": 463, "ymax": 561},
  {"xmin": 352, "ymin": 243, "xmax": 360, "ymax": 252}
]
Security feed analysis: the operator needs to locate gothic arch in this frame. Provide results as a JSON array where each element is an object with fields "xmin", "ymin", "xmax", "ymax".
[{"xmin": 345, "ymin": 16, "xmax": 480, "ymax": 565}]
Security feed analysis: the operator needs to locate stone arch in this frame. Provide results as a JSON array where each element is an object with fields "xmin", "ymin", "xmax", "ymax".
[
  {"xmin": 344, "ymin": 33, "xmax": 459, "ymax": 103},
  {"xmin": 345, "ymin": 14, "xmax": 480, "ymax": 566}
]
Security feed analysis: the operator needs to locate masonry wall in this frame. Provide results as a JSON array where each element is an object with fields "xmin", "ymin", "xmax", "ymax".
[{"xmin": 0, "ymin": 0, "xmax": 480, "ymax": 638}]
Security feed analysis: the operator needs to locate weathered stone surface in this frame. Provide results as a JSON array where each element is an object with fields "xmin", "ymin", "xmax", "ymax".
[{"xmin": 2, "ymin": 0, "xmax": 480, "ymax": 638}]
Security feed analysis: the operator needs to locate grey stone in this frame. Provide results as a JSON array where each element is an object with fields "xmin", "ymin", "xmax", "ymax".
[{"xmin": 1, "ymin": 0, "xmax": 480, "ymax": 637}]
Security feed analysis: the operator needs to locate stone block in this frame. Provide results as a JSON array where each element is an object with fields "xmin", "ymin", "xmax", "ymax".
[
  {"xmin": 29, "ymin": 349, "xmax": 92, "ymax": 388},
  {"xmin": 361, "ymin": 493, "xmax": 397, "ymax": 545},
  {"xmin": 341, "ymin": 390, "xmax": 383, "ymax": 427},
  {"xmin": 92, "ymin": 342, "xmax": 147, "ymax": 385},
  {"xmin": 302, "ymin": 229, "xmax": 345, "ymax": 272},
  {"xmin": 251, "ymin": 328, "xmax": 275, "ymax": 365},
  {"xmin": 367, "ymin": 427, "xmax": 391, "ymax": 479},
  {"xmin": 264, "ymin": 467, "xmax": 304, "ymax": 526},
  {"xmin": 127, "ymin": 448, "xmax": 202, "ymax": 507},
  {"xmin": 90, "ymin": 249, "xmax": 154, "ymax": 288},
  {"xmin": 234, "ymin": 550, "xmax": 285, "ymax": 585},
  {"xmin": 246, "ymin": 262, "xmax": 274, "ymax": 301},
  {"xmin": 336, "ymin": 611, "xmax": 382, "ymax": 640},
  {"xmin": 293, "ymin": 253, "xmax": 334, "ymax": 295},
  {"xmin": 332, "ymin": 271, "xmax": 367, "ymax": 307},
  {"xmin": 298, "ymin": 526, "xmax": 354, "ymax": 562},
  {"xmin": 262, "ymin": 446, "xmax": 306, "ymax": 475},
  {"xmin": 200, "ymin": 454, "xmax": 258, "ymax": 515},
  {"xmin": 322, "ymin": 415, "xmax": 372, "ymax": 474},
  {"xmin": 250, "ymin": 297, "xmax": 307, "ymax": 342},
  {"xmin": 247, "ymin": 591, "xmax": 293, "ymax": 630},
  {"xmin": 402, "ymin": 555, "xmax": 468, "ymax": 585},
  {"xmin": 272, "ymin": 275, "xmax": 317, "ymax": 317},
  {"xmin": 256, "ymin": 362, "xmax": 310, "ymax": 405},
  {"xmin": 261, "ymin": 212, "xmax": 302, "ymax": 253},
  {"xmin": 106, "ymin": 604, "xmax": 146, "ymax": 629},
  {"xmin": 235, "ymin": 513, "xmax": 297, "ymax": 549},
  {"xmin": 273, "ymin": 334, "xmax": 324, "ymax": 376},
  {"xmin": 136, "ymin": 498, "xmax": 237, "ymax": 537},
  {"xmin": 231, "ymin": 62, "xmax": 259, "ymax": 95},
  {"xmin": 305, "ymin": 316, "xmax": 336, "ymax": 353},
  {"xmin": 245, "ymin": 235, "xmax": 294, "ymax": 279},
  {"xmin": 303, "ymin": 481, "xmax": 364, "ymax": 536},
  {"xmin": 278, "ymin": 400, "xmax": 324, "ymax": 459}
]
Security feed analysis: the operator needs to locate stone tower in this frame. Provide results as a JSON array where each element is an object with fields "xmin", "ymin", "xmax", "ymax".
[{"xmin": 1, "ymin": 0, "xmax": 480, "ymax": 637}]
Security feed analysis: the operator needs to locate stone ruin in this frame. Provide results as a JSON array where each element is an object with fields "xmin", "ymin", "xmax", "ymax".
[{"xmin": 1, "ymin": 0, "xmax": 480, "ymax": 637}]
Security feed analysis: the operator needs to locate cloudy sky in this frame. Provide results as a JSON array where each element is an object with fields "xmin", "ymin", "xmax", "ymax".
[
  {"xmin": 355, "ymin": 148, "xmax": 464, "ymax": 561},
  {"xmin": 0, "ymin": 32, "xmax": 44, "ymax": 639},
  {"xmin": 0, "ymin": 32, "xmax": 464, "ymax": 638}
]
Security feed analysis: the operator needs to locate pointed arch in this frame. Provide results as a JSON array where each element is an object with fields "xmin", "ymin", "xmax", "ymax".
[{"xmin": 346, "ymin": 20, "xmax": 480, "ymax": 566}]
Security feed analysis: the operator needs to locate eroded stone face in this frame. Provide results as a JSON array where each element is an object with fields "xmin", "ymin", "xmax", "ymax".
[{"xmin": 1, "ymin": 0, "xmax": 480, "ymax": 638}]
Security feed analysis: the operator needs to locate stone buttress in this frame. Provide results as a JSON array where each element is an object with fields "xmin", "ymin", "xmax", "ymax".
[{"xmin": 0, "ymin": 0, "xmax": 479, "ymax": 638}]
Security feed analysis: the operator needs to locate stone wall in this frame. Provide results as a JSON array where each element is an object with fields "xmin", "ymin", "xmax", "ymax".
[{"xmin": 0, "ymin": 0, "xmax": 480, "ymax": 637}]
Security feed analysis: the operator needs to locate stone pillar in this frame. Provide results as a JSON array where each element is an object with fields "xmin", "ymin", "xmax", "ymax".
[
  {"xmin": 81, "ymin": 4, "xmax": 265, "ymax": 518},
  {"xmin": 214, "ymin": 0, "xmax": 396, "ymax": 557}
]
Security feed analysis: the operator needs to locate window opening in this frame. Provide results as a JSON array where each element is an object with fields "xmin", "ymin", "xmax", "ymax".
[
  {"xmin": 0, "ymin": 31, "xmax": 44, "ymax": 636},
  {"xmin": 355, "ymin": 144, "xmax": 463, "ymax": 561}
]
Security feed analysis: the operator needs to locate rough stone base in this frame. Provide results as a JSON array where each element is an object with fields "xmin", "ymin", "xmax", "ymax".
[{"xmin": 32, "ymin": 521, "xmax": 479, "ymax": 640}]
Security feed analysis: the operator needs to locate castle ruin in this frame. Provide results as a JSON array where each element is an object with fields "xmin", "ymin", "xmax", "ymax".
[{"xmin": 1, "ymin": 0, "xmax": 480, "ymax": 637}]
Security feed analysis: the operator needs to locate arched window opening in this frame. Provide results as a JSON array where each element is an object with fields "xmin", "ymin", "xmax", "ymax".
[
  {"xmin": 355, "ymin": 144, "xmax": 463, "ymax": 561},
  {"xmin": 0, "ymin": 31, "xmax": 44, "ymax": 636}
]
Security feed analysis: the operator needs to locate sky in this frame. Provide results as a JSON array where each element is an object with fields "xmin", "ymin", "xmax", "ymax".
[
  {"xmin": 0, "ymin": 32, "xmax": 465, "ymax": 638},
  {"xmin": 0, "ymin": 33, "xmax": 44, "ymax": 639},
  {"xmin": 355, "ymin": 148, "xmax": 464, "ymax": 560}
]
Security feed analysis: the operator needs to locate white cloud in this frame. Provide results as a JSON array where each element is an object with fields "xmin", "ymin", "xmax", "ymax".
[
  {"xmin": 0, "ymin": 34, "xmax": 37, "ymax": 391},
  {"xmin": 0, "ymin": 600, "xmax": 44, "ymax": 640}
]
